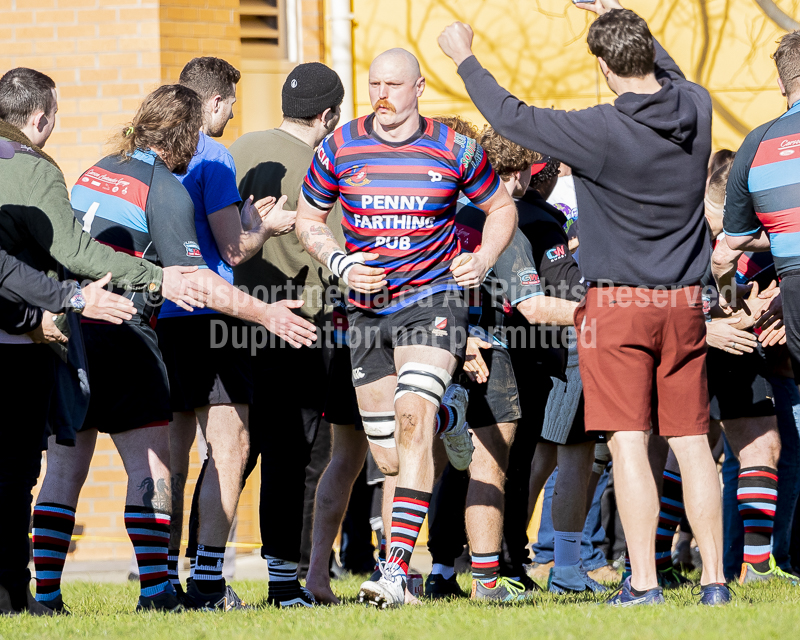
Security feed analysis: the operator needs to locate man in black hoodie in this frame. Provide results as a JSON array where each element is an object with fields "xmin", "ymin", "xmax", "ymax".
[{"xmin": 439, "ymin": 0, "xmax": 728, "ymax": 606}]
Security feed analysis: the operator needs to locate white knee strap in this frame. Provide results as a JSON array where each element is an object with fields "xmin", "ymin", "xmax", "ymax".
[
  {"xmin": 361, "ymin": 410, "xmax": 396, "ymax": 449},
  {"xmin": 394, "ymin": 362, "xmax": 452, "ymax": 410}
]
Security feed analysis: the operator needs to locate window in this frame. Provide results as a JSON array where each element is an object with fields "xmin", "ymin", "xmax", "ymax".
[{"xmin": 240, "ymin": 0, "xmax": 286, "ymax": 59}]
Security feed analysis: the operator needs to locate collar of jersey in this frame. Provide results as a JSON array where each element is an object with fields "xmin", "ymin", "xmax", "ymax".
[
  {"xmin": 786, "ymin": 100, "xmax": 800, "ymax": 116},
  {"xmin": 131, "ymin": 148, "xmax": 158, "ymax": 164},
  {"xmin": 365, "ymin": 113, "xmax": 425, "ymax": 148}
]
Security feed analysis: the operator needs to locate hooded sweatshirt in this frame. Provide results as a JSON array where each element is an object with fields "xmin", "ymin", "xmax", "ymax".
[{"xmin": 458, "ymin": 40, "xmax": 712, "ymax": 288}]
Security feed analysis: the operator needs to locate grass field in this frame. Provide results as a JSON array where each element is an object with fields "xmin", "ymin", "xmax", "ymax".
[{"xmin": 4, "ymin": 574, "xmax": 800, "ymax": 640}]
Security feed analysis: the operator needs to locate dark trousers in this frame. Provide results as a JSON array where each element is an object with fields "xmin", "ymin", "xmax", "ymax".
[
  {"xmin": 245, "ymin": 340, "xmax": 331, "ymax": 563},
  {"xmin": 0, "ymin": 345, "xmax": 56, "ymax": 607}
]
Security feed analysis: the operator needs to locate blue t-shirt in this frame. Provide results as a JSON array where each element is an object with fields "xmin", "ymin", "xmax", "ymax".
[{"xmin": 159, "ymin": 132, "xmax": 242, "ymax": 318}]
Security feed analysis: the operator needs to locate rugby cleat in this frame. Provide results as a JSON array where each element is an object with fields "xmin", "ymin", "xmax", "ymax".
[
  {"xmin": 267, "ymin": 580, "xmax": 317, "ymax": 608},
  {"xmin": 424, "ymin": 573, "xmax": 466, "ymax": 599},
  {"xmin": 358, "ymin": 572, "xmax": 406, "ymax": 609},
  {"xmin": 547, "ymin": 565, "xmax": 608, "ymax": 594},
  {"xmin": 697, "ymin": 583, "xmax": 731, "ymax": 606},
  {"xmin": 739, "ymin": 555, "xmax": 800, "ymax": 586},
  {"xmin": 136, "ymin": 583, "xmax": 184, "ymax": 612},
  {"xmin": 440, "ymin": 384, "xmax": 473, "ymax": 471},
  {"xmin": 183, "ymin": 580, "xmax": 250, "ymax": 611},
  {"xmin": 471, "ymin": 576, "xmax": 533, "ymax": 602},
  {"xmin": 606, "ymin": 577, "xmax": 664, "ymax": 607},
  {"xmin": 36, "ymin": 593, "xmax": 70, "ymax": 615}
]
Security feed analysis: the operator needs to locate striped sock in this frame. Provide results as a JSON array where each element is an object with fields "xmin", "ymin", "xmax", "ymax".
[
  {"xmin": 738, "ymin": 466, "xmax": 778, "ymax": 572},
  {"xmin": 434, "ymin": 404, "xmax": 455, "ymax": 435},
  {"xmin": 124, "ymin": 506, "xmax": 171, "ymax": 598},
  {"xmin": 167, "ymin": 550, "xmax": 180, "ymax": 590},
  {"xmin": 265, "ymin": 556, "xmax": 298, "ymax": 583},
  {"xmin": 471, "ymin": 551, "xmax": 500, "ymax": 588},
  {"xmin": 193, "ymin": 544, "xmax": 225, "ymax": 593},
  {"xmin": 386, "ymin": 488, "xmax": 431, "ymax": 579},
  {"xmin": 32, "ymin": 503, "xmax": 75, "ymax": 602},
  {"xmin": 624, "ymin": 552, "xmax": 631, "ymax": 574},
  {"xmin": 656, "ymin": 470, "xmax": 684, "ymax": 571}
]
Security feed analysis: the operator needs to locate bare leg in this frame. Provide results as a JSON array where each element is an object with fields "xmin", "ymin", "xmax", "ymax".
[
  {"xmin": 608, "ymin": 431, "xmax": 659, "ymax": 591},
  {"xmin": 723, "ymin": 416, "xmax": 780, "ymax": 469},
  {"xmin": 667, "ymin": 434, "xmax": 725, "ymax": 585},
  {"xmin": 194, "ymin": 404, "xmax": 249, "ymax": 547},
  {"xmin": 305, "ymin": 424, "xmax": 368, "ymax": 604},
  {"xmin": 168, "ymin": 412, "xmax": 197, "ymax": 550},
  {"xmin": 112, "ymin": 426, "xmax": 172, "ymax": 509},
  {"xmin": 37, "ymin": 430, "xmax": 98, "ymax": 508},
  {"xmin": 465, "ymin": 423, "xmax": 516, "ymax": 554}
]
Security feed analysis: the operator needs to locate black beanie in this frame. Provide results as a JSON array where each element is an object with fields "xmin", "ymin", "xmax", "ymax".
[{"xmin": 282, "ymin": 62, "xmax": 345, "ymax": 119}]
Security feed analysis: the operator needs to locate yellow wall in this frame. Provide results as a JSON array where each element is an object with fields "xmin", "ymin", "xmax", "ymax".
[{"xmin": 350, "ymin": 0, "xmax": 800, "ymax": 151}]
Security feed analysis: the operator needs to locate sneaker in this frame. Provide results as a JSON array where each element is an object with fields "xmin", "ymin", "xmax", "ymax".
[
  {"xmin": 696, "ymin": 583, "xmax": 731, "ymax": 606},
  {"xmin": 739, "ymin": 555, "xmax": 800, "ymax": 586},
  {"xmin": 548, "ymin": 565, "xmax": 608, "ymax": 594},
  {"xmin": 358, "ymin": 564, "xmax": 406, "ymax": 609},
  {"xmin": 440, "ymin": 385, "xmax": 473, "ymax": 471},
  {"xmin": 36, "ymin": 593, "xmax": 70, "ymax": 615},
  {"xmin": 183, "ymin": 580, "xmax": 250, "ymax": 611},
  {"xmin": 658, "ymin": 566, "xmax": 692, "ymax": 589},
  {"xmin": 136, "ymin": 583, "xmax": 184, "ymax": 612},
  {"xmin": 515, "ymin": 572, "xmax": 542, "ymax": 593},
  {"xmin": 471, "ymin": 576, "xmax": 532, "ymax": 602},
  {"xmin": 606, "ymin": 577, "xmax": 664, "ymax": 607},
  {"xmin": 424, "ymin": 573, "xmax": 465, "ymax": 599},
  {"xmin": 267, "ymin": 580, "xmax": 317, "ymax": 608}
]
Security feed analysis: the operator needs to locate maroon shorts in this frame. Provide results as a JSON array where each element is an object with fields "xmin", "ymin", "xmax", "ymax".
[{"xmin": 574, "ymin": 285, "xmax": 709, "ymax": 437}]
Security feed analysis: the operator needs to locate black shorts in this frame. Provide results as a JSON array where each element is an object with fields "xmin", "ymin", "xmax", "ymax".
[
  {"xmin": 707, "ymin": 343, "xmax": 775, "ymax": 421},
  {"xmin": 347, "ymin": 290, "xmax": 469, "ymax": 387},
  {"xmin": 323, "ymin": 341, "xmax": 361, "ymax": 428},
  {"xmin": 459, "ymin": 345, "xmax": 522, "ymax": 428},
  {"xmin": 508, "ymin": 348, "xmax": 554, "ymax": 438},
  {"xmin": 157, "ymin": 314, "xmax": 254, "ymax": 411},
  {"xmin": 781, "ymin": 271, "xmax": 800, "ymax": 385},
  {"xmin": 81, "ymin": 323, "xmax": 172, "ymax": 433}
]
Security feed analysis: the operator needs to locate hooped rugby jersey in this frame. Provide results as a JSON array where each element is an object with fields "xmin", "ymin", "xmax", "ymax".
[
  {"xmin": 70, "ymin": 149, "xmax": 208, "ymax": 327},
  {"xmin": 724, "ymin": 101, "xmax": 800, "ymax": 276},
  {"xmin": 302, "ymin": 114, "xmax": 501, "ymax": 314}
]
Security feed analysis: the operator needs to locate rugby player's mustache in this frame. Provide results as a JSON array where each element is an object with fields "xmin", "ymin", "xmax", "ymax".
[{"xmin": 374, "ymin": 99, "xmax": 396, "ymax": 113}]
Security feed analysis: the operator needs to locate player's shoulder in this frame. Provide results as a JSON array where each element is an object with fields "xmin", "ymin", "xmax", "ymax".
[
  {"xmin": 195, "ymin": 132, "xmax": 235, "ymax": 166},
  {"xmin": 426, "ymin": 119, "xmax": 483, "ymax": 169},
  {"xmin": 151, "ymin": 160, "xmax": 194, "ymax": 210}
]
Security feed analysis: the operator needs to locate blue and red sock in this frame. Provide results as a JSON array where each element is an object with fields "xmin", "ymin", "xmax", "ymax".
[
  {"xmin": 386, "ymin": 488, "xmax": 431, "ymax": 579},
  {"xmin": 738, "ymin": 466, "xmax": 778, "ymax": 572}
]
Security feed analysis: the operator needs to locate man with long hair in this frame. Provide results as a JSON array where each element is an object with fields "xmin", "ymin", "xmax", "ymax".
[{"xmin": 31, "ymin": 84, "xmax": 317, "ymax": 612}]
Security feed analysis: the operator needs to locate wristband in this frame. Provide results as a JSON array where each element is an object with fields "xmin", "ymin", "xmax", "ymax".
[{"xmin": 327, "ymin": 251, "xmax": 367, "ymax": 286}]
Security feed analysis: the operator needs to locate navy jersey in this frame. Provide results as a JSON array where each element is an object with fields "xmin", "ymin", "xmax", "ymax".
[
  {"xmin": 302, "ymin": 114, "xmax": 501, "ymax": 314},
  {"xmin": 71, "ymin": 149, "xmax": 208, "ymax": 326},
  {"xmin": 724, "ymin": 102, "xmax": 800, "ymax": 276}
]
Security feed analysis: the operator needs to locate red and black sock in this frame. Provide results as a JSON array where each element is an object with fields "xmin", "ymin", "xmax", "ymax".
[
  {"xmin": 656, "ymin": 470, "xmax": 684, "ymax": 571},
  {"xmin": 471, "ymin": 551, "xmax": 500, "ymax": 588},
  {"xmin": 32, "ymin": 503, "xmax": 75, "ymax": 603},
  {"xmin": 387, "ymin": 488, "xmax": 431, "ymax": 578},
  {"xmin": 124, "ymin": 506, "xmax": 171, "ymax": 598},
  {"xmin": 738, "ymin": 466, "xmax": 778, "ymax": 572}
]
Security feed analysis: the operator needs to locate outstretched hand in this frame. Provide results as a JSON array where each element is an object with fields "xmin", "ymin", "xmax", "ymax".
[{"xmin": 438, "ymin": 22, "xmax": 475, "ymax": 67}]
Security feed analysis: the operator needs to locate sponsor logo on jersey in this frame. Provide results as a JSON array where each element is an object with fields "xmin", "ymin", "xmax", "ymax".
[
  {"xmin": 360, "ymin": 195, "xmax": 429, "ymax": 210},
  {"xmin": 344, "ymin": 164, "xmax": 371, "ymax": 187},
  {"xmin": 428, "ymin": 170, "xmax": 442, "ymax": 182},
  {"xmin": 780, "ymin": 138, "xmax": 800, "ymax": 149},
  {"xmin": 184, "ymin": 241, "xmax": 203, "ymax": 258},
  {"xmin": 546, "ymin": 245, "xmax": 567, "ymax": 261},
  {"xmin": 432, "ymin": 316, "xmax": 448, "ymax": 336},
  {"xmin": 460, "ymin": 137, "xmax": 477, "ymax": 168},
  {"xmin": 517, "ymin": 268, "xmax": 540, "ymax": 285},
  {"xmin": 353, "ymin": 213, "xmax": 434, "ymax": 230},
  {"xmin": 81, "ymin": 169, "xmax": 131, "ymax": 194},
  {"xmin": 352, "ymin": 367, "xmax": 366, "ymax": 380},
  {"xmin": 316, "ymin": 144, "xmax": 332, "ymax": 170},
  {"xmin": 502, "ymin": 299, "xmax": 512, "ymax": 315}
]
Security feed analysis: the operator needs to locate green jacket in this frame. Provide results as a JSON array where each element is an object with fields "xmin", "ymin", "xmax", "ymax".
[{"xmin": 0, "ymin": 119, "xmax": 162, "ymax": 291}]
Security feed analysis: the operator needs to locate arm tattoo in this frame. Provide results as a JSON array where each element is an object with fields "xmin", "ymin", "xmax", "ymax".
[
  {"xmin": 301, "ymin": 223, "xmax": 339, "ymax": 264},
  {"xmin": 138, "ymin": 477, "xmax": 171, "ymax": 512}
]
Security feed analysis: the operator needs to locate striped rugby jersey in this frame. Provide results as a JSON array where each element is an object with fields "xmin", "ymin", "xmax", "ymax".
[
  {"xmin": 724, "ymin": 101, "xmax": 800, "ymax": 276},
  {"xmin": 302, "ymin": 114, "xmax": 501, "ymax": 314},
  {"xmin": 71, "ymin": 149, "xmax": 208, "ymax": 327}
]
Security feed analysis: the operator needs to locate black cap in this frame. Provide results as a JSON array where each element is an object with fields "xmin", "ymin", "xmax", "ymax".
[{"xmin": 282, "ymin": 62, "xmax": 345, "ymax": 119}]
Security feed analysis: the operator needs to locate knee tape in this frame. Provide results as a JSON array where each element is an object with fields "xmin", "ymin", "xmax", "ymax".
[
  {"xmin": 361, "ymin": 410, "xmax": 396, "ymax": 449},
  {"xmin": 393, "ymin": 362, "xmax": 452, "ymax": 410},
  {"xmin": 593, "ymin": 441, "xmax": 611, "ymax": 475}
]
